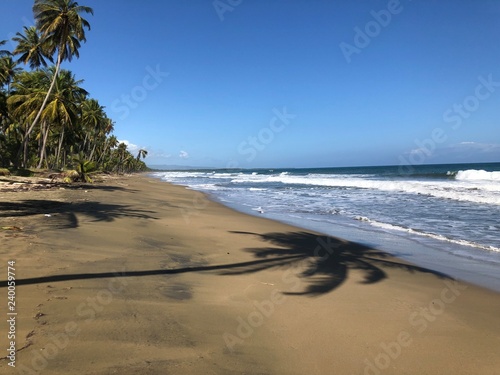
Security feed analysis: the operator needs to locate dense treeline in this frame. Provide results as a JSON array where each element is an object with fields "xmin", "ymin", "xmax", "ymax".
[{"xmin": 0, "ymin": 0, "xmax": 147, "ymax": 177}]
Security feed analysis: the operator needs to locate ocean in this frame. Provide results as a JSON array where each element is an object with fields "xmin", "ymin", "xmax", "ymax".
[{"xmin": 152, "ymin": 162, "xmax": 500, "ymax": 291}]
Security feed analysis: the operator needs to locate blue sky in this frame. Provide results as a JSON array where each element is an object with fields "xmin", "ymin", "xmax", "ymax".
[{"xmin": 2, "ymin": 0, "xmax": 500, "ymax": 168}]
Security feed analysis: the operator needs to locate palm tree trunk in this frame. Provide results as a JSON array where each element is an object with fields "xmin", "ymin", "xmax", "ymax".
[
  {"xmin": 82, "ymin": 132, "xmax": 89, "ymax": 154},
  {"xmin": 96, "ymin": 138, "xmax": 108, "ymax": 165},
  {"xmin": 37, "ymin": 122, "xmax": 50, "ymax": 169},
  {"xmin": 36, "ymin": 122, "xmax": 44, "ymax": 169},
  {"xmin": 19, "ymin": 54, "xmax": 62, "ymax": 166},
  {"xmin": 22, "ymin": 131, "xmax": 29, "ymax": 168},
  {"xmin": 55, "ymin": 127, "xmax": 65, "ymax": 170},
  {"xmin": 62, "ymin": 149, "xmax": 67, "ymax": 169},
  {"xmin": 13, "ymin": 136, "xmax": 22, "ymax": 169},
  {"xmin": 89, "ymin": 141, "xmax": 98, "ymax": 162}
]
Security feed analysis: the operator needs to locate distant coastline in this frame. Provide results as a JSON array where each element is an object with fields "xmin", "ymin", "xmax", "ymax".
[{"xmin": 148, "ymin": 161, "xmax": 500, "ymax": 172}]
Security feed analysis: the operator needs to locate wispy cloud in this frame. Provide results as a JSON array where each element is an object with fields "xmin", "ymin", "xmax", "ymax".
[{"xmin": 179, "ymin": 150, "xmax": 189, "ymax": 159}]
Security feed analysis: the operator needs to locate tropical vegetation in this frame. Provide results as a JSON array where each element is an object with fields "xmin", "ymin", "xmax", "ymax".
[{"xmin": 0, "ymin": 0, "xmax": 148, "ymax": 177}]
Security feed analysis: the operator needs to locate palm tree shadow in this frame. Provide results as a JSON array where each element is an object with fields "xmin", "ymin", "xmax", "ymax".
[
  {"xmin": 0, "ymin": 230, "xmax": 451, "ymax": 297},
  {"xmin": 224, "ymin": 231, "xmax": 450, "ymax": 296},
  {"xmin": 0, "ymin": 199, "xmax": 157, "ymax": 229}
]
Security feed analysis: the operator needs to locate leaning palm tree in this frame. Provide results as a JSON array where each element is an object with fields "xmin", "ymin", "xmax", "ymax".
[
  {"xmin": 12, "ymin": 26, "xmax": 52, "ymax": 70},
  {"xmin": 7, "ymin": 70, "xmax": 49, "ymax": 167},
  {"xmin": 136, "ymin": 149, "xmax": 148, "ymax": 161},
  {"xmin": 8, "ymin": 67, "xmax": 86, "ymax": 168},
  {"xmin": 80, "ymin": 99, "xmax": 112, "ymax": 162},
  {"xmin": 20, "ymin": 0, "xmax": 93, "ymax": 165}
]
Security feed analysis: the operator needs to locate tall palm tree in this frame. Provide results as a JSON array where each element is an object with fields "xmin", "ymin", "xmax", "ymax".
[
  {"xmin": 12, "ymin": 26, "xmax": 52, "ymax": 70},
  {"xmin": 22, "ymin": 0, "xmax": 93, "ymax": 161},
  {"xmin": 80, "ymin": 98, "xmax": 111, "ymax": 161},
  {"xmin": 44, "ymin": 68, "xmax": 87, "ymax": 168},
  {"xmin": 114, "ymin": 142, "xmax": 128, "ymax": 173},
  {"xmin": 7, "ymin": 70, "xmax": 48, "ymax": 167},
  {"xmin": 8, "ymin": 68, "xmax": 86, "ymax": 168},
  {"xmin": 97, "ymin": 132, "xmax": 116, "ymax": 168},
  {"xmin": 0, "ymin": 89, "xmax": 10, "ymax": 166},
  {"xmin": 8, "ymin": 70, "xmax": 49, "ymax": 125}
]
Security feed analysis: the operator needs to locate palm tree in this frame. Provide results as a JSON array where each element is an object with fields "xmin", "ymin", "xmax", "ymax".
[
  {"xmin": 0, "ymin": 90, "xmax": 10, "ymax": 166},
  {"xmin": 0, "ymin": 90, "xmax": 7, "ymax": 123},
  {"xmin": 122, "ymin": 155, "xmax": 135, "ymax": 173},
  {"xmin": 12, "ymin": 26, "xmax": 52, "ymax": 70},
  {"xmin": 45, "ymin": 68, "xmax": 87, "ymax": 168},
  {"xmin": 0, "ymin": 57, "xmax": 22, "ymax": 93},
  {"xmin": 8, "ymin": 68, "xmax": 87, "ymax": 168},
  {"xmin": 136, "ymin": 149, "xmax": 148, "ymax": 161},
  {"xmin": 80, "ymin": 98, "xmax": 105, "ymax": 156},
  {"xmin": 72, "ymin": 151, "xmax": 96, "ymax": 182},
  {"xmin": 7, "ymin": 70, "xmax": 48, "ymax": 167},
  {"xmin": 97, "ymin": 133, "xmax": 117, "ymax": 169},
  {"xmin": 21, "ymin": 0, "xmax": 93, "ymax": 164},
  {"xmin": 0, "ymin": 40, "xmax": 10, "ymax": 57}
]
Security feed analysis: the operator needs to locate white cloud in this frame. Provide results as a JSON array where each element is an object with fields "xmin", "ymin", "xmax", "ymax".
[
  {"xmin": 118, "ymin": 139, "xmax": 140, "ymax": 154},
  {"xmin": 179, "ymin": 150, "xmax": 189, "ymax": 159}
]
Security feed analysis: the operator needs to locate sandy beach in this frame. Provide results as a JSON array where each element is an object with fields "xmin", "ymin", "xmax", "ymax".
[{"xmin": 1, "ymin": 174, "xmax": 500, "ymax": 375}]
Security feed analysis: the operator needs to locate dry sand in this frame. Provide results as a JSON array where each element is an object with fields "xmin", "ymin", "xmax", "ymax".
[{"xmin": 1, "ymin": 174, "xmax": 500, "ymax": 374}]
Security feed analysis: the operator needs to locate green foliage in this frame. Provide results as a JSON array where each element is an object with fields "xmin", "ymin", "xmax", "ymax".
[
  {"xmin": 72, "ymin": 152, "xmax": 96, "ymax": 182},
  {"xmin": 12, "ymin": 26, "xmax": 52, "ymax": 69},
  {"xmin": 0, "ymin": 1, "xmax": 148, "ymax": 175}
]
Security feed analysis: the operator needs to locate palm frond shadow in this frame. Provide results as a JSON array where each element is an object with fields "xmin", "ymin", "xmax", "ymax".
[
  {"xmin": 0, "ymin": 199, "xmax": 157, "ymax": 229},
  {"xmin": 224, "ymin": 231, "xmax": 451, "ymax": 296},
  {"xmin": 0, "ymin": 178, "xmax": 137, "ymax": 193}
]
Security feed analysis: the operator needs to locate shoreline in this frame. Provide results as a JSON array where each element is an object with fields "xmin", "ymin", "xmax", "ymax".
[
  {"xmin": 152, "ymin": 172, "xmax": 500, "ymax": 294},
  {"xmin": 230, "ymin": 206, "xmax": 500, "ymax": 294},
  {"xmin": 1, "ymin": 174, "xmax": 500, "ymax": 374}
]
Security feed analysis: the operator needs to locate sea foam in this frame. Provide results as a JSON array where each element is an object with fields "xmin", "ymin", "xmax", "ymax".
[{"xmin": 455, "ymin": 169, "xmax": 500, "ymax": 181}]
